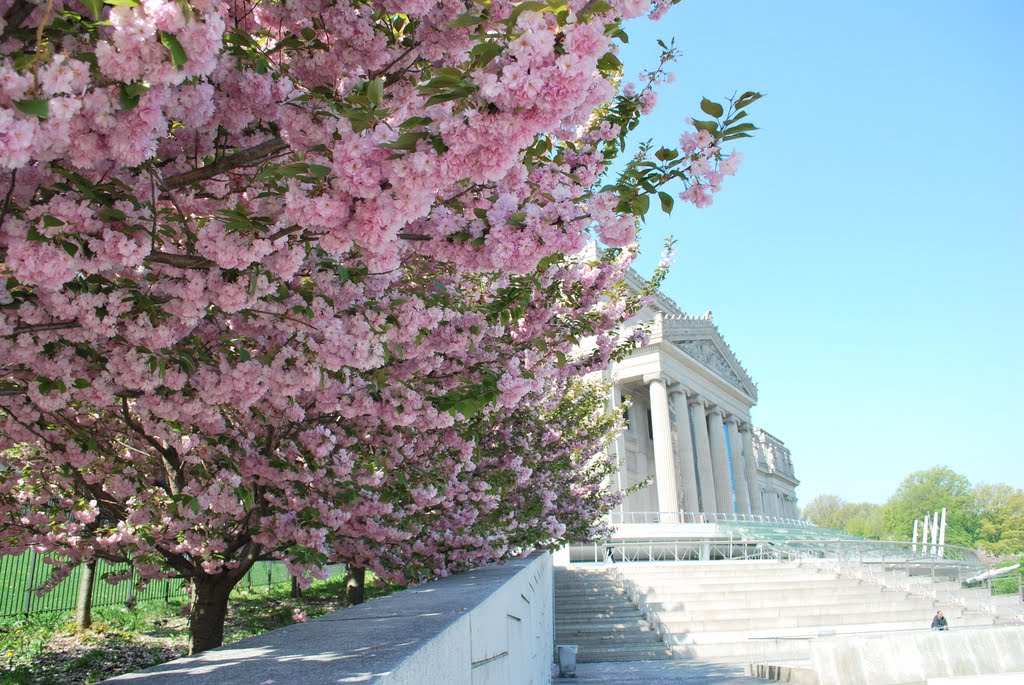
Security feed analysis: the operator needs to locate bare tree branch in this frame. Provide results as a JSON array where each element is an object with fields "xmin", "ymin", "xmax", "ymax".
[
  {"xmin": 160, "ymin": 137, "xmax": 289, "ymax": 191},
  {"xmin": 1, "ymin": 0, "xmax": 36, "ymax": 41}
]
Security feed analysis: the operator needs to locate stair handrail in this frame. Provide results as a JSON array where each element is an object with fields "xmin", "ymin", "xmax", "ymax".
[
  {"xmin": 610, "ymin": 566, "xmax": 672, "ymax": 650},
  {"xmin": 778, "ymin": 538, "xmax": 1004, "ymax": 618},
  {"xmin": 608, "ymin": 511, "xmax": 811, "ymax": 527}
]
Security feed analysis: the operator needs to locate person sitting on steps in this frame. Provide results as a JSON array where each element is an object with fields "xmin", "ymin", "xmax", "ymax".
[{"xmin": 931, "ymin": 610, "xmax": 949, "ymax": 631}]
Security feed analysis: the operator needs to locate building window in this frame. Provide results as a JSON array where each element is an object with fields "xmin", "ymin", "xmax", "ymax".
[
  {"xmin": 646, "ymin": 408, "xmax": 654, "ymax": 440},
  {"xmin": 622, "ymin": 394, "xmax": 631, "ymax": 430}
]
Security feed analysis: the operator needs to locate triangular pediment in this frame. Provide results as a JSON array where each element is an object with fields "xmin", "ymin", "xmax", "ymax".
[{"xmin": 662, "ymin": 317, "xmax": 757, "ymax": 399}]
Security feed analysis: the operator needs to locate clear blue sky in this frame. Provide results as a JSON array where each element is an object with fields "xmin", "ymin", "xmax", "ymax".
[{"xmin": 618, "ymin": 1, "xmax": 1024, "ymax": 505}]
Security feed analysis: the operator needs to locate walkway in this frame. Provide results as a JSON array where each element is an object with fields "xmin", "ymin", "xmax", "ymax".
[{"xmin": 551, "ymin": 659, "xmax": 765, "ymax": 684}]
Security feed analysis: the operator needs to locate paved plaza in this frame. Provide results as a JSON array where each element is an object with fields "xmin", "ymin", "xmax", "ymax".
[{"xmin": 551, "ymin": 659, "xmax": 764, "ymax": 684}]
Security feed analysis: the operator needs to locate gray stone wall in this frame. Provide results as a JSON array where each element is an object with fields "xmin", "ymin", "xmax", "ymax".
[{"xmin": 103, "ymin": 551, "xmax": 553, "ymax": 685}]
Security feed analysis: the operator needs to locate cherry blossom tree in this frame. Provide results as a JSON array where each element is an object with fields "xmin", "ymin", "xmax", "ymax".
[{"xmin": 0, "ymin": 0, "xmax": 758, "ymax": 653}]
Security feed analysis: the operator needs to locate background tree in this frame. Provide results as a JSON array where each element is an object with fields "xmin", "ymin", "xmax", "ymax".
[
  {"xmin": 840, "ymin": 502, "xmax": 884, "ymax": 540},
  {"xmin": 0, "ymin": 0, "xmax": 760, "ymax": 654},
  {"xmin": 881, "ymin": 467, "xmax": 979, "ymax": 546},
  {"xmin": 803, "ymin": 495, "xmax": 884, "ymax": 539},
  {"xmin": 802, "ymin": 494, "xmax": 848, "ymax": 530},
  {"xmin": 974, "ymin": 483, "xmax": 1024, "ymax": 556}
]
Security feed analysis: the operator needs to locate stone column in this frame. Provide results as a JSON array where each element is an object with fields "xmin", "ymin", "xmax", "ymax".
[
  {"xmin": 670, "ymin": 389, "xmax": 700, "ymax": 515},
  {"xmin": 706, "ymin": 406, "xmax": 734, "ymax": 513},
  {"xmin": 740, "ymin": 423, "xmax": 763, "ymax": 515},
  {"xmin": 725, "ymin": 417, "xmax": 750, "ymax": 515},
  {"xmin": 608, "ymin": 383, "xmax": 628, "ymax": 522},
  {"xmin": 646, "ymin": 375, "xmax": 679, "ymax": 523},
  {"xmin": 688, "ymin": 396, "xmax": 716, "ymax": 514}
]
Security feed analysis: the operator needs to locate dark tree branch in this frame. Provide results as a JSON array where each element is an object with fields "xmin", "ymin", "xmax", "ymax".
[
  {"xmin": 161, "ymin": 137, "xmax": 290, "ymax": 191},
  {"xmin": 0, "ymin": 169, "xmax": 16, "ymax": 231},
  {"xmin": 145, "ymin": 251, "xmax": 215, "ymax": 269},
  {"xmin": 10, "ymin": 320, "xmax": 77, "ymax": 335},
  {"xmin": 1, "ymin": 0, "xmax": 35, "ymax": 40}
]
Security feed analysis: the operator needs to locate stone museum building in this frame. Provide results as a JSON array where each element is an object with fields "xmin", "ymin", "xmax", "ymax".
[{"xmin": 603, "ymin": 273, "xmax": 800, "ymax": 522}]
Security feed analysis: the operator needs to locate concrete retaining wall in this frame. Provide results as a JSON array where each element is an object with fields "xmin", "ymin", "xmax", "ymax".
[
  {"xmin": 806, "ymin": 625, "xmax": 1024, "ymax": 685},
  {"xmin": 103, "ymin": 551, "xmax": 553, "ymax": 685}
]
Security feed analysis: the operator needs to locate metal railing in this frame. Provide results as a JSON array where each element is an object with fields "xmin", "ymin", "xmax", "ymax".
[
  {"xmin": 774, "ymin": 539, "xmax": 1020, "ymax": 618},
  {"xmin": 0, "ymin": 550, "xmax": 307, "ymax": 618},
  {"xmin": 608, "ymin": 511, "xmax": 811, "ymax": 526},
  {"xmin": 597, "ymin": 536, "xmax": 1022, "ymax": 658},
  {"xmin": 603, "ymin": 537, "xmax": 780, "ymax": 563}
]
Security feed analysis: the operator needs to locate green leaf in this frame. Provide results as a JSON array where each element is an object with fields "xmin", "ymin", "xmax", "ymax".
[
  {"xmin": 96, "ymin": 206, "xmax": 127, "ymax": 222},
  {"xmin": 119, "ymin": 82, "xmax": 149, "ymax": 111},
  {"xmin": 399, "ymin": 116, "xmax": 433, "ymax": 129},
  {"xmin": 15, "ymin": 99, "xmax": 49, "ymax": 120},
  {"xmin": 723, "ymin": 110, "xmax": 748, "ymax": 126},
  {"xmin": 367, "ymin": 77, "xmax": 384, "ymax": 106},
  {"xmin": 700, "ymin": 98, "xmax": 724, "ymax": 118},
  {"xmin": 631, "ymin": 194, "xmax": 650, "ymax": 217},
  {"xmin": 103, "ymin": 0, "xmax": 138, "ymax": 7},
  {"xmin": 506, "ymin": 212, "xmax": 527, "ymax": 227},
  {"xmin": 658, "ymin": 191, "xmax": 674, "ymax": 214},
  {"xmin": 469, "ymin": 41, "xmax": 503, "ymax": 67},
  {"xmin": 692, "ymin": 119, "xmax": 718, "ymax": 134},
  {"xmin": 446, "ymin": 11, "xmax": 483, "ymax": 28},
  {"xmin": 597, "ymin": 52, "xmax": 622, "ymax": 73},
  {"xmin": 654, "ymin": 147, "xmax": 677, "ymax": 162},
  {"xmin": 235, "ymin": 486, "xmax": 254, "ymax": 512},
  {"xmin": 381, "ymin": 131, "xmax": 428, "ymax": 151},
  {"xmin": 81, "ymin": 0, "xmax": 103, "ymax": 20},
  {"xmin": 42, "ymin": 215, "xmax": 65, "ymax": 228},
  {"xmin": 578, "ymin": 0, "xmax": 612, "ymax": 20},
  {"xmin": 508, "ymin": 1, "xmax": 548, "ymax": 25},
  {"xmin": 722, "ymin": 122, "xmax": 757, "ymax": 135},
  {"xmin": 159, "ymin": 31, "xmax": 188, "ymax": 69},
  {"xmin": 307, "ymin": 164, "xmax": 331, "ymax": 179},
  {"xmin": 735, "ymin": 91, "xmax": 764, "ymax": 109}
]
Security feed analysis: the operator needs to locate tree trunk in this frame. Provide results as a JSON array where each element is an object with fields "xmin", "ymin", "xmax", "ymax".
[
  {"xmin": 345, "ymin": 566, "xmax": 365, "ymax": 605},
  {"xmin": 290, "ymin": 575, "xmax": 302, "ymax": 599},
  {"xmin": 188, "ymin": 577, "xmax": 235, "ymax": 655},
  {"xmin": 75, "ymin": 560, "xmax": 97, "ymax": 632}
]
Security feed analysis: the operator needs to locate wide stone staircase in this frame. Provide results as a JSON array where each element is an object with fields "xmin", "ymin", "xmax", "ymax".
[
  {"xmin": 553, "ymin": 566, "xmax": 672, "ymax": 663},
  {"xmin": 615, "ymin": 560, "xmax": 996, "ymax": 662}
]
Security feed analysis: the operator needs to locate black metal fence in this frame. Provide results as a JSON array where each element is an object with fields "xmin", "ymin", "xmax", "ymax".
[{"xmin": 0, "ymin": 551, "xmax": 298, "ymax": 618}]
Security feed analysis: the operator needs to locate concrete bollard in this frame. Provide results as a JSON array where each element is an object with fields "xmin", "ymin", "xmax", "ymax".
[{"xmin": 556, "ymin": 644, "xmax": 578, "ymax": 678}]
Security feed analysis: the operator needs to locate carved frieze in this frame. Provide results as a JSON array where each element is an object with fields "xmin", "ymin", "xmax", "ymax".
[{"xmin": 673, "ymin": 339, "xmax": 747, "ymax": 392}]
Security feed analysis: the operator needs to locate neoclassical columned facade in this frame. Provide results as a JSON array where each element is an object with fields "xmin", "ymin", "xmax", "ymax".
[{"xmin": 604, "ymin": 280, "xmax": 800, "ymax": 521}]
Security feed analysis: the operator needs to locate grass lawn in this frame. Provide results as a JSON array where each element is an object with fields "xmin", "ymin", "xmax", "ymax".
[{"xmin": 0, "ymin": 574, "xmax": 398, "ymax": 685}]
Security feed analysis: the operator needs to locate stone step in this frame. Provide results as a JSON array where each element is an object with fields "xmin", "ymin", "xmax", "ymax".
[
  {"xmin": 555, "ymin": 625, "xmax": 659, "ymax": 638},
  {"xmin": 658, "ymin": 609, "xmax": 964, "ymax": 633},
  {"xmin": 555, "ymin": 601, "xmax": 645, "ymax": 612},
  {"xmin": 555, "ymin": 602, "xmax": 639, "ymax": 613},
  {"xmin": 555, "ymin": 586, "xmax": 628, "ymax": 595},
  {"xmin": 557, "ymin": 618, "xmax": 651, "ymax": 630},
  {"xmin": 552, "ymin": 568, "xmax": 671, "ymax": 664},
  {"xmin": 642, "ymin": 594, "xmax": 934, "ymax": 612},
  {"xmin": 663, "ymin": 616, "xmax": 995, "ymax": 646},
  {"xmin": 652, "ymin": 601, "xmax": 941, "ymax": 622},
  {"xmin": 554, "ymin": 631, "xmax": 665, "ymax": 644},
  {"xmin": 622, "ymin": 577, "xmax": 875, "ymax": 592},
  {"xmin": 619, "ymin": 567, "xmax": 834, "ymax": 579},
  {"xmin": 641, "ymin": 589, "xmax": 907, "ymax": 608},
  {"xmin": 572, "ymin": 645, "xmax": 674, "ymax": 663}
]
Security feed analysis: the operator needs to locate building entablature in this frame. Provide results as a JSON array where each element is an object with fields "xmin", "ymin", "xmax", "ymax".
[{"xmin": 613, "ymin": 333, "xmax": 755, "ymax": 419}]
